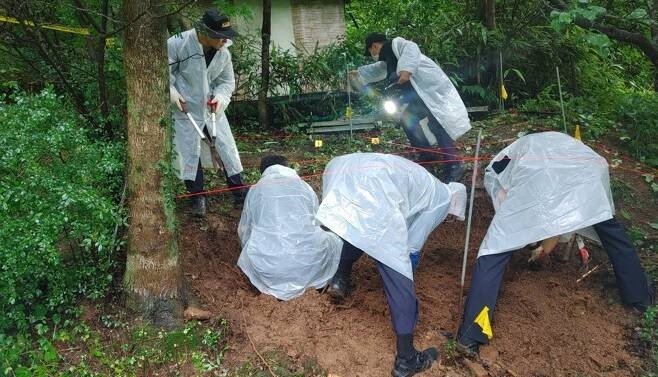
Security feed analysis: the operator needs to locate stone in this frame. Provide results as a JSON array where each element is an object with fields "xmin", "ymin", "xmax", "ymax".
[{"xmin": 183, "ymin": 306, "xmax": 212, "ymax": 321}]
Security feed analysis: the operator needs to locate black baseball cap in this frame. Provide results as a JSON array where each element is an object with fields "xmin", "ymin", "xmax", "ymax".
[
  {"xmin": 364, "ymin": 32, "xmax": 387, "ymax": 56},
  {"xmin": 199, "ymin": 9, "xmax": 238, "ymax": 39}
]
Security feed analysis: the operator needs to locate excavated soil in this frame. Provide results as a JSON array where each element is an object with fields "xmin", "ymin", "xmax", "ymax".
[{"xmin": 180, "ymin": 175, "xmax": 647, "ymax": 377}]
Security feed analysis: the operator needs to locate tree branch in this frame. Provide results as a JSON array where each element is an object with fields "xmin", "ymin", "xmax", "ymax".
[{"xmin": 551, "ymin": 0, "xmax": 658, "ymax": 65}]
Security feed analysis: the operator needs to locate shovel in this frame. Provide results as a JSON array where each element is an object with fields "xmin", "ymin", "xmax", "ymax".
[{"xmin": 180, "ymin": 101, "xmax": 221, "ymax": 170}]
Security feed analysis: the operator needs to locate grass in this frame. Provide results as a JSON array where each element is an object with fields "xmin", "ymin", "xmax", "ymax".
[{"xmin": 1, "ymin": 310, "xmax": 230, "ymax": 377}]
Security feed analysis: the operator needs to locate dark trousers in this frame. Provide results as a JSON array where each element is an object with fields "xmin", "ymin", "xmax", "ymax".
[
  {"xmin": 183, "ymin": 126, "xmax": 244, "ymax": 198},
  {"xmin": 337, "ymin": 241, "xmax": 418, "ymax": 335},
  {"xmin": 184, "ymin": 160, "xmax": 244, "ymax": 195},
  {"xmin": 458, "ymin": 216, "xmax": 650, "ymax": 346},
  {"xmin": 400, "ymin": 97, "xmax": 458, "ymax": 167}
]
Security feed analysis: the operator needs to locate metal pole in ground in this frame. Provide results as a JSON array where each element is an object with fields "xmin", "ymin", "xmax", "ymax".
[
  {"xmin": 499, "ymin": 51, "xmax": 504, "ymax": 112},
  {"xmin": 459, "ymin": 130, "xmax": 482, "ymax": 305},
  {"xmin": 345, "ymin": 53, "xmax": 354, "ymax": 151},
  {"xmin": 556, "ymin": 66, "xmax": 568, "ymax": 134}
]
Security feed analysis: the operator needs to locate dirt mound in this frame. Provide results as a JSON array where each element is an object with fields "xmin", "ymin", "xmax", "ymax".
[{"xmin": 180, "ymin": 187, "xmax": 644, "ymax": 377}]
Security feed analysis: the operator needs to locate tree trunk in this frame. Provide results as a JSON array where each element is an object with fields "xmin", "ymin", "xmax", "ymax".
[
  {"xmin": 122, "ymin": 0, "xmax": 183, "ymax": 328},
  {"xmin": 97, "ymin": 0, "xmax": 112, "ymax": 138},
  {"xmin": 258, "ymin": 0, "xmax": 272, "ymax": 128}
]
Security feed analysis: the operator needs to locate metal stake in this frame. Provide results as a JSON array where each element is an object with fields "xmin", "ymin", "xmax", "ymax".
[
  {"xmin": 499, "ymin": 51, "xmax": 504, "ymax": 112},
  {"xmin": 460, "ymin": 130, "xmax": 482, "ymax": 290},
  {"xmin": 344, "ymin": 52, "xmax": 353, "ymax": 151},
  {"xmin": 556, "ymin": 66, "xmax": 568, "ymax": 134}
]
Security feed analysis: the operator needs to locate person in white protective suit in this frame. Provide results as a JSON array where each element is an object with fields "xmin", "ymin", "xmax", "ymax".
[
  {"xmin": 237, "ymin": 155, "xmax": 343, "ymax": 301},
  {"xmin": 316, "ymin": 153, "xmax": 467, "ymax": 377},
  {"xmin": 456, "ymin": 131, "xmax": 655, "ymax": 356},
  {"xmin": 352, "ymin": 32, "xmax": 471, "ymax": 182},
  {"xmin": 168, "ymin": 9, "xmax": 247, "ymax": 216}
]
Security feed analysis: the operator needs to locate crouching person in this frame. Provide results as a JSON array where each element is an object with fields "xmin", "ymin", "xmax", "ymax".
[
  {"xmin": 456, "ymin": 131, "xmax": 655, "ymax": 356},
  {"xmin": 316, "ymin": 153, "xmax": 467, "ymax": 377},
  {"xmin": 237, "ymin": 155, "xmax": 342, "ymax": 301}
]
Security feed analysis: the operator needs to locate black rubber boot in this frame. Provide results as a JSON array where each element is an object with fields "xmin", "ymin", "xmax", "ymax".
[
  {"xmin": 227, "ymin": 173, "xmax": 248, "ymax": 209},
  {"xmin": 191, "ymin": 196, "xmax": 206, "ymax": 218},
  {"xmin": 442, "ymin": 162, "xmax": 465, "ymax": 183},
  {"xmin": 633, "ymin": 280, "xmax": 656, "ymax": 313},
  {"xmin": 455, "ymin": 340, "xmax": 479, "ymax": 358},
  {"xmin": 325, "ymin": 274, "xmax": 351, "ymax": 301},
  {"xmin": 391, "ymin": 347, "xmax": 438, "ymax": 377}
]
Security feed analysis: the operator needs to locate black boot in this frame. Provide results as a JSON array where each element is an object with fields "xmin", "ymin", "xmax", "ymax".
[
  {"xmin": 227, "ymin": 173, "xmax": 248, "ymax": 209},
  {"xmin": 326, "ymin": 274, "xmax": 351, "ymax": 300},
  {"xmin": 191, "ymin": 196, "xmax": 206, "ymax": 218},
  {"xmin": 455, "ymin": 340, "xmax": 479, "ymax": 358},
  {"xmin": 392, "ymin": 347, "xmax": 438, "ymax": 377},
  {"xmin": 442, "ymin": 162, "xmax": 465, "ymax": 182}
]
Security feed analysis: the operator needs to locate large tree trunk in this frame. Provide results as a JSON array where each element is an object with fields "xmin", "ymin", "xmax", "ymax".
[
  {"xmin": 258, "ymin": 0, "xmax": 272, "ymax": 128},
  {"xmin": 122, "ymin": 0, "xmax": 183, "ymax": 328}
]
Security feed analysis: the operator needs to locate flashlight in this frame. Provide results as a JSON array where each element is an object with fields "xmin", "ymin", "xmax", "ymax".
[{"xmin": 383, "ymin": 100, "xmax": 397, "ymax": 114}]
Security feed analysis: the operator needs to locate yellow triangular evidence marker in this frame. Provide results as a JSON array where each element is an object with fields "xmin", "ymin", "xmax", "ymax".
[
  {"xmin": 314, "ymin": 139, "xmax": 323, "ymax": 148},
  {"xmin": 574, "ymin": 124, "xmax": 581, "ymax": 141},
  {"xmin": 474, "ymin": 306, "xmax": 493, "ymax": 340},
  {"xmin": 371, "ymin": 137, "xmax": 380, "ymax": 145},
  {"xmin": 500, "ymin": 85, "xmax": 508, "ymax": 100}
]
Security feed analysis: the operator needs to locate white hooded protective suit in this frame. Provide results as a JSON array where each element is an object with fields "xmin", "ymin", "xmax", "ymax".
[
  {"xmin": 316, "ymin": 153, "xmax": 466, "ymax": 280},
  {"xmin": 478, "ymin": 132, "xmax": 614, "ymax": 257},
  {"xmin": 357, "ymin": 37, "xmax": 471, "ymax": 141},
  {"xmin": 237, "ymin": 165, "xmax": 343, "ymax": 301},
  {"xmin": 168, "ymin": 29, "xmax": 243, "ymax": 180}
]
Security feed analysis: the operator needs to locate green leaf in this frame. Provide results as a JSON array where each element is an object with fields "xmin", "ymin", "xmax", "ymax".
[
  {"xmin": 651, "ymin": 182, "xmax": 658, "ymax": 192},
  {"xmin": 630, "ymin": 8, "xmax": 648, "ymax": 19},
  {"xmin": 642, "ymin": 173, "xmax": 654, "ymax": 183},
  {"xmin": 649, "ymin": 223, "xmax": 658, "ymax": 230},
  {"xmin": 620, "ymin": 209, "xmax": 632, "ymax": 220},
  {"xmin": 558, "ymin": 12, "xmax": 573, "ymax": 24},
  {"xmin": 584, "ymin": 33, "xmax": 611, "ymax": 50}
]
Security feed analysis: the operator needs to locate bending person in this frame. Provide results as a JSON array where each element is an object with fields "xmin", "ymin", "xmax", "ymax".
[
  {"xmin": 237, "ymin": 155, "xmax": 342, "ymax": 300},
  {"xmin": 168, "ymin": 8, "xmax": 247, "ymax": 216},
  {"xmin": 317, "ymin": 153, "xmax": 467, "ymax": 377},
  {"xmin": 456, "ymin": 131, "xmax": 655, "ymax": 356}
]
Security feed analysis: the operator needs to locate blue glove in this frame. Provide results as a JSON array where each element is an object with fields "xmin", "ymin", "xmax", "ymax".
[{"xmin": 409, "ymin": 251, "xmax": 421, "ymax": 272}]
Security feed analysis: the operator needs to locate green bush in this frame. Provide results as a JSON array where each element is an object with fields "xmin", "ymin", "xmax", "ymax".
[{"xmin": 0, "ymin": 88, "xmax": 125, "ymax": 334}]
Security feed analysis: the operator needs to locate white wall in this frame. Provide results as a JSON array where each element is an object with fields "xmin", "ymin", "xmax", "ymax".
[{"xmin": 234, "ymin": 0, "xmax": 296, "ymax": 53}]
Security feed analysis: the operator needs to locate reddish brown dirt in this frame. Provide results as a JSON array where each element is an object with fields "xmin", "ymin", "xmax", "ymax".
[{"xmin": 180, "ymin": 181, "xmax": 646, "ymax": 377}]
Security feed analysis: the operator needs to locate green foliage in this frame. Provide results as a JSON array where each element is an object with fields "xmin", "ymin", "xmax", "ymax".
[
  {"xmin": 234, "ymin": 350, "xmax": 325, "ymax": 377},
  {"xmin": 0, "ymin": 317, "xmax": 229, "ymax": 376},
  {"xmin": 0, "ymin": 89, "xmax": 124, "ymax": 335},
  {"xmin": 639, "ymin": 306, "xmax": 658, "ymax": 376},
  {"xmin": 0, "ymin": 0, "xmax": 126, "ymax": 138},
  {"xmin": 230, "ymin": 32, "xmax": 369, "ymax": 129}
]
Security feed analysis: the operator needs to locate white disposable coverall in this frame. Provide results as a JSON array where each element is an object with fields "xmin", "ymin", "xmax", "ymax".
[
  {"xmin": 478, "ymin": 132, "xmax": 615, "ymax": 257},
  {"xmin": 168, "ymin": 29, "xmax": 243, "ymax": 180},
  {"xmin": 316, "ymin": 153, "xmax": 466, "ymax": 280},
  {"xmin": 237, "ymin": 165, "xmax": 342, "ymax": 301},
  {"xmin": 357, "ymin": 37, "xmax": 471, "ymax": 141}
]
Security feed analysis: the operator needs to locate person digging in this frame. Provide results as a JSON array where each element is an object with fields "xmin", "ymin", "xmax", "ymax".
[
  {"xmin": 168, "ymin": 8, "xmax": 248, "ymax": 216},
  {"xmin": 455, "ymin": 131, "xmax": 656, "ymax": 357},
  {"xmin": 237, "ymin": 155, "xmax": 343, "ymax": 301},
  {"xmin": 316, "ymin": 152, "xmax": 467, "ymax": 377}
]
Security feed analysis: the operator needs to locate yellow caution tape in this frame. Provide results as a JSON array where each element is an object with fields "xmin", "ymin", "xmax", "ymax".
[
  {"xmin": 0, "ymin": 15, "xmax": 115, "ymax": 43},
  {"xmin": 371, "ymin": 137, "xmax": 380, "ymax": 145},
  {"xmin": 314, "ymin": 139, "xmax": 323, "ymax": 148}
]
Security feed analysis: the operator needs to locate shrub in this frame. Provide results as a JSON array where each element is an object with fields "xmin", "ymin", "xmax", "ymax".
[{"xmin": 0, "ymin": 88, "xmax": 125, "ymax": 334}]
